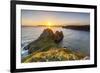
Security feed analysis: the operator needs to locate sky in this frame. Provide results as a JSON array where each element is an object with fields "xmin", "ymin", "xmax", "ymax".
[{"xmin": 21, "ymin": 10, "xmax": 90, "ymax": 26}]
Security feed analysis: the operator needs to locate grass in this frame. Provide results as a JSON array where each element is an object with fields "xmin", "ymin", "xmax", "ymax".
[{"xmin": 22, "ymin": 48, "xmax": 86, "ymax": 63}]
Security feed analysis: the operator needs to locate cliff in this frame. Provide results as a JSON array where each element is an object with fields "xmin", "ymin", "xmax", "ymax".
[
  {"xmin": 23, "ymin": 28, "xmax": 64, "ymax": 53},
  {"xmin": 22, "ymin": 28, "xmax": 86, "ymax": 63}
]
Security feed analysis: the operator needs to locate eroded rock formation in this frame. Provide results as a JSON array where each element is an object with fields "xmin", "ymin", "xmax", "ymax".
[{"xmin": 23, "ymin": 28, "xmax": 64, "ymax": 53}]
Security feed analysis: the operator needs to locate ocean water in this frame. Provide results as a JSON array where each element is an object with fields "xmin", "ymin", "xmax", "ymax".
[{"xmin": 21, "ymin": 27, "xmax": 90, "ymax": 58}]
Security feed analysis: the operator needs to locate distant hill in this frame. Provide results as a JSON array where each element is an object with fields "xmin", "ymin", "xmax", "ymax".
[
  {"xmin": 22, "ymin": 24, "xmax": 90, "ymax": 31},
  {"xmin": 62, "ymin": 25, "xmax": 90, "ymax": 31}
]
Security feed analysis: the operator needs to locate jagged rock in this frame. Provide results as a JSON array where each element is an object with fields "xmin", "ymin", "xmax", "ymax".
[
  {"xmin": 54, "ymin": 31, "xmax": 63, "ymax": 43},
  {"xmin": 38, "ymin": 28, "xmax": 55, "ymax": 40},
  {"xmin": 23, "ymin": 28, "xmax": 64, "ymax": 53},
  {"xmin": 39, "ymin": 28, "xmax": 64, "ymax": 42}
]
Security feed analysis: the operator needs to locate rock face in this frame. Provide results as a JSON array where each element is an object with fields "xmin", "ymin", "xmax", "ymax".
[
  {"xmin": 39, "ymin": 28, "xmax": 64, "ymax": 42},
  {"xmin": 23, "ymin": 28, "xmax": 64, "ymax": 53},
  {"xmin": 39, "ymin": 28, "xmax": 55, "ymax": 40},
  {"xmin": 55, "ymin": 31, "xmax": 63, "ymax": 43}
]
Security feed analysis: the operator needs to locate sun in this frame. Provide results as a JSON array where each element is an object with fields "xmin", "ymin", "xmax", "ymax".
[
  {"xmin": 43, "ymin": 21, "xmax": 54, "ymax": 28},
  {"xmin": 45, "ymin": 21, "xmax": 53, "ymax": 28},
  {"xmin": 47, "ymin": 22, "xmax": 52, "ymax": 27}
]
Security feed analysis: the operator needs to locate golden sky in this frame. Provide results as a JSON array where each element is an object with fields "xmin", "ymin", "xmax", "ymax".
[{"xmin": 21, "ymin": 10, "xmax": 90, "ymax": 26}]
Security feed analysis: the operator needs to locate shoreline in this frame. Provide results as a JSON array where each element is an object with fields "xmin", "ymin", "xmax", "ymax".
[{"xmin": 62, "ymin": 25, "xmax": 90, "ymax": 31}]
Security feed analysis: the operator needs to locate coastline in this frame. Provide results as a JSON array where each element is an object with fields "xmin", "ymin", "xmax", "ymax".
[
  {"xmin": 62, "ymin": 25, "xmax": 90, "ymax": 31},
  {"xmin": 21, "ymin": 28, "xmax": 89, "ymax": 63}
]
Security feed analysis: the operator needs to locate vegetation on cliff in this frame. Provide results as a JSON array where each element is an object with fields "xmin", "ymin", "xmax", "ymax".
[{"xmin": 22, "ymin": 48, "xmax": 85, "ymax": 63}]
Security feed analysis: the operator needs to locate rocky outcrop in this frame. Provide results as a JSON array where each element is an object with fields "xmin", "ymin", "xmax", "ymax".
[
  {"xmin": 38, "ymin": 28, "xmax": 55, "ymax": 40},
  {"xmin": 39, "ymin": 28, "xmax": 64, "ymax": 42},
  {"xmin": 23, "ymin": 28, "xmax": 64, "ymax": 53},
  {"xmin": 54, "ymin": 31, "xmax": 63, "ymax": 43}
]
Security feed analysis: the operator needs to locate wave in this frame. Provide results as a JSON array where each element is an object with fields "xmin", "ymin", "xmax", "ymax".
[{"xmin": 21, "ymin": 40, "xmax": 33, "ymax": 50}]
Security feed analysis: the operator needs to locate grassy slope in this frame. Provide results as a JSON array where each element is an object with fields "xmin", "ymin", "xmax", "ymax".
[{"xmin": 22, "ymin": 48, "xmax": 85, "ymax": 63}]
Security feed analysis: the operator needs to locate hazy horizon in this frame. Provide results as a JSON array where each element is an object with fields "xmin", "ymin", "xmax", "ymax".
[{"xmin": 21, "ymin": 10, "xmax": 90, "ymax": 27}]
